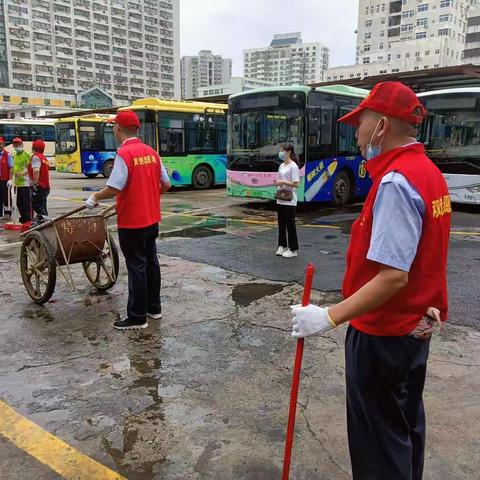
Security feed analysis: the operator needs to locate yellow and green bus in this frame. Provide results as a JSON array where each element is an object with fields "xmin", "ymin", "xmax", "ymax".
[
  {"xmin": 55, "ymin": 114, "xmax": 116, "ymax": 178},
  {"xmin": 121, "ymin": 98, "xmax": 228, "ymax": 189}
]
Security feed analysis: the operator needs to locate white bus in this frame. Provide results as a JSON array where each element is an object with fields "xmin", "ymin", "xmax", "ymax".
[
  {"xmin": 419, "ymin": 88, "xmax": 480, "ymax": 205},
  {"xmin": 0, "ymin": 119, "xmax": 56, "ymax": 168}
]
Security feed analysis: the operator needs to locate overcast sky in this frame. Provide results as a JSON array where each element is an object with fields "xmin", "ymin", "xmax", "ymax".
[{"xmin": 180, "ymin": 0, "xmax": 359, "ymax": 75}]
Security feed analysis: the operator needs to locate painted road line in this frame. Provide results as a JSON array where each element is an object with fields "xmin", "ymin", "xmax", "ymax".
[{"xmin": 0, "ymin": 400, "xmax": 126, "ymax": 480}]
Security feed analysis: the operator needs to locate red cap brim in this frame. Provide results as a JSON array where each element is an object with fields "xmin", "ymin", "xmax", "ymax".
[{"xmin": 337, "ymin": 106, "xmax": 364, "ymax": 126}]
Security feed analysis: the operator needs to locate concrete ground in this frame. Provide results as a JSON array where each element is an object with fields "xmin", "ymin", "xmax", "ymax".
[{"xmin": 0, "ymin": 172, "xmax": 479, "ymax": 479}]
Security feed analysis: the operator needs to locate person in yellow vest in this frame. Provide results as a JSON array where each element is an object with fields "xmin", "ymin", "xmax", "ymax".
[{"xmin": 12, "ymin": 137, "xmax": 32, "ymax": 227}]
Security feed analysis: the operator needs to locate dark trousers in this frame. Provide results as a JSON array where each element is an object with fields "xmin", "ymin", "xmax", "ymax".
[
  {"xmin": 16, "ymin": 187, "xmax": 32, "ymax": 224},
  {"xmin": 0, "ymin": 180, "xmax": 8, "ymax": 216},
  {"xmin": 345, "ymin": 325, "xmax": 430, "ymax": 480},
  {"xmin": 32, "ymin": 186, "xmax": 50, "ymax": 217},
  {"xmin": 118, "ymin": 223, "xmax": 161, "ymax": 322},
  {"xmin": 277, "ymin": 204, "xmax": 299, "ymax": 251}
]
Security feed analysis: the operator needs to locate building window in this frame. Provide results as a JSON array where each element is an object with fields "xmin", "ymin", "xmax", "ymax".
[
  {"xmin": 424, "ymin": 65, "xmax": 429, "ymax": 69},
  {"xmin": 365, "ymin": 20, "xmax": 372, "ymax": 27},
  {"xmin": 425, "ymin": 50, "xmax": 430, "ymax": 56},
  {"xmin": 365, "ymin": 32, "xmax": 372, "ymax": 39},
  {"xmin": 396, "ymin": 54, "xmax": 401, "ymax": 59},
  {"xmin": 392, "ymin": 68, "xmax": 400, "ymax": 73},
  {"xmin": 439, "ymin": 14, "xmax": 450, "ymax": 22},
  {"xmin": 434, "ymin": 63, "xmax": 439, "ymax": 67},
  {"xmin": 380, "ymin": 43, "xmax": 384, "ymax": 49},
  {"xmin": 417, "ymin": 18, "xmax": 428, "ymax": 27},
  {"xmin": 435, "ymin": 49, "xmax": 440, "ymax": 54},
  {"xmin": 402, "ymin": 10, "xmax": 414, "ymax": 18},
  {"xmin": 416, "ymin": 51, "xmax": 421, "ymax": 57},
  {"xmin": 401, "ymin": 24, "xmax": 414, "ymax": 32},
  {"xmin": 418, "ymin": 4, "xmax": 428, "ymax": 13},
  {"xmin": 363, "ymin": 57, "xmax": 370, "ymax": 64},
  {"xmin": 440, "ymin": 0, "xmax": 452, "ymax": 8},
  {"xmin": 381, "ymin": 18, "xmax": 385, "ymax": 24},
  {"xmin": 414, "ymin": 66, "xmax": 419, "ymax": 70},
  {"xmin": 416, "ymin": 32, "xmax": 427, "ymax": 39},
  {"xmin": 438, "ymin": 28, "xmax": 450, "ymax": 36},
  {"xmin": 364, "ymin": 45, "xmax": 371, "ymax": 52}
]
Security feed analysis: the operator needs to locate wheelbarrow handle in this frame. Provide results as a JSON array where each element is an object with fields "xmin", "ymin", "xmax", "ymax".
[{"xmin": 19, "ymin": 205, "xmax": 87, "ymax": 237}]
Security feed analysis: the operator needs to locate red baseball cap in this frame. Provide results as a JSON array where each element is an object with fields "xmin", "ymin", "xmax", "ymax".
[
  {"xmin": 12, "ymin": 137, "xmax": 23, "ymax": 144},
  {"xmin": 338, "ymin": 81, "xmax": 427, "ymax": 126},
  {"xmin": 0, "ymin": 137, "xmax": 4, "ymax": 143},
  {"xmin": 111, "ymin": 110, "xmax": 141, "ymax": 129},
  {"xmin": 32, "ymin": 139, "xmax": 45, "ymax": 152}
]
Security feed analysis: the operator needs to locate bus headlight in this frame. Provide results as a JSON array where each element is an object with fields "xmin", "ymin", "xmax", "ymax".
[{"xmin": 467, "ymin": 185, "xmax": 480, "ymax": 193}]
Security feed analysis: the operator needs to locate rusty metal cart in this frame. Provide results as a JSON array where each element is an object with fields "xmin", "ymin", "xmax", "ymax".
[{"xmin": 19, "ymin": 204, "xmax": 119, "ymax": 305}]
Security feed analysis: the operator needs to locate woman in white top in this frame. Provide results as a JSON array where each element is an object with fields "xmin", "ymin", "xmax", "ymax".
[{"xmin": 274, "ymin": 144, "xmax": 300, "ymax": 258}]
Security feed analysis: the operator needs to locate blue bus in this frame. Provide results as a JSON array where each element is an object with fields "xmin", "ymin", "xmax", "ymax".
[
  {"xmin": 227, "ymin": 85, "xmax": 371, "ymax": 205},
  {"xmin": 55, "ymin": 115, "xmax": 116, "ymax": 178}
]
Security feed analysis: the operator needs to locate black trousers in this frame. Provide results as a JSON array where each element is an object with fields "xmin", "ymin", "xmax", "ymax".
[
  {"xmin": 0, "ymin": 180, "xmax": 8, "ymax": 217},
  {"xmin": 32, "ymin": 186, "xmax": 50, "ymax": 217},
  {"xmin": 118, "ymin": 223, "xmax": 161, "ymax": 322},
  {"xmin": 345, "ymin": 325, "xmax": 430, "ymax": 480},
  {"xmin": 16, "ymin": 187, "xmax": 32, "ymax": 224},
  {"xmin": 277, "ymin": 204, "xmax": 299, "ymax": 251}
]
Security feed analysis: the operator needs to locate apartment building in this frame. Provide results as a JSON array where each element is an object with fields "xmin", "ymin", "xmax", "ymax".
[
  {"xmin": 464, "ymin": 6, "xmax": 480, "ymax": 63},
  {"xmin": 181, "ymin": 50, "xmax": 232, "ymax": 99},
  {"xmin": 243, "ymin": 32, "xmax": 330, "ymax": 86},
  {"xmin": 326, "ymin": 0, "xmax": 479, "ymax": 82},
  {"xmin": 0, "ymin": 0, "xmax": 180, "ymax": 101}
]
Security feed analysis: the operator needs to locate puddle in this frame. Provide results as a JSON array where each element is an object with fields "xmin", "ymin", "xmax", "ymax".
[
  {"xmin": 161, "ymin": 226, "xmax": 226, "ymax": 239},
  {"xmin": 311, "ymin": 215, "xmax": 357, "ymax": 234},
  {"xmin": 231, "ymin": 283, "xmax": 284, "ymax": 307}
]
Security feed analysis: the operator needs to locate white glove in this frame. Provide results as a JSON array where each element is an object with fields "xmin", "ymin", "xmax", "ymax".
[
  {"xmin": 7, "ymin": 180, "xmax": 12, "ymax": 188},
  {"xmin": 85, "ymin": 194, "xmax": 98, "ymax": 210},
  {"xmin": 291, "ymin": 304, "xmax": 336, "ymax": 338}
]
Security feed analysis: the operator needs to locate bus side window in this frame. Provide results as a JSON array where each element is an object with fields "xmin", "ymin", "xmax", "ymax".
[
  {"xmin": 187, "ymin": 121, "xmax": 216, "ymax": 154},
  {"xmin": 337, "ymin": 107, "xmax": 359, "ymax": 155},
  {"xmin": 307, "ymin": 106, "xmax": 334, "ymax": 156},
  {"xmin": 159, "ymin": 117, "xmax": 185, "ymax": 156}
]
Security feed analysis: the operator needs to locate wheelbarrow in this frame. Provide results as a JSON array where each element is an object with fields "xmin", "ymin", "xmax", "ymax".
[{"xmin": 19, "ymin": 204, "xmax": 119, "ymax": 305}]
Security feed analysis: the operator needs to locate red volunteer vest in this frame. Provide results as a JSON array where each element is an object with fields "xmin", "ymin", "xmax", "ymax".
[
  {"xmin": 343, "ymin": 143, "xmax": 451, "ymax": 336},
  {"xmin": 116, "ymin": 137, "xmax": 161, "ymax": 229},
  {"xmin": 0, "ymin": 150, "xmax": 10, "ymax": 181},
  {"xmin": 28, "ymin": 152, "xmax": 50, "ymax": 188}
]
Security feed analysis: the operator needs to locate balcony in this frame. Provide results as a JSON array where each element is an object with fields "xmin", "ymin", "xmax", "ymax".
[{"xmin": 389, "ymin": 0, "xmax": 402, "ymax": 14}]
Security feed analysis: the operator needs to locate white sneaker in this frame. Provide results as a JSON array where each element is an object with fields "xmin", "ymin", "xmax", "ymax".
[
  {"xmin": 276, "ymin": 246, "xmax": 286, "ymax": 256},
  {"xmin": 282, "ymin": 249, "xmax": 298, "ymax": 258},
  {"xmin": 147, "ymin": 312, "xmax": 162, "ymax": 319}
]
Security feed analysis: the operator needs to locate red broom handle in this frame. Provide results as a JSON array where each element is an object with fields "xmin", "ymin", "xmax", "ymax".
[{"xmin": 282, "ymin": 263, "xmax": 315, "ymax": 480}]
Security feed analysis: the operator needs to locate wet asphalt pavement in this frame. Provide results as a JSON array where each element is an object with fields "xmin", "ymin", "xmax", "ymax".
[{"xmin": 0, "ymin": 172, "xmax": 479, "ymax": 479}]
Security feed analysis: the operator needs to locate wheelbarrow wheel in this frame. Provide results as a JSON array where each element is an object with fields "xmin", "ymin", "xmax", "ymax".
[
  {"xmin": 82, "ymin": 234, "xmax": 119, "ymax": 291},
  {"xmin": 20, "ymin": 231, "xmax": 57, "ymax": 305}
]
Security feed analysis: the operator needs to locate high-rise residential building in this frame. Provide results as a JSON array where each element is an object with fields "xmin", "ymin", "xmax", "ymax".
[
  {"xmin": 0, "ymin": 0, "xmax": 180, "ymax": 102},
  {"xmin": 180, "ymin": 50, "xmax": 232, "ymax": 99},
  {"xmin": 464, "ymin": 6, "xmax": 480, "ymax": 63},
  {"xmin": 197, "ymin": 76, "xmax": 275, "ymax": 98},
  {"xmin": 243, "ymin": 33, "xmax": 330, "ymax": 86},
  {"xmin": 326, "ymin": 0, "xmax": 479, "ymax": 82}
]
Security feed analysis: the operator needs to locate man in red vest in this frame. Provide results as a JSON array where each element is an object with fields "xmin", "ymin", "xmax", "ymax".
[
  {"xmin": 0, "ymin": 137, "xmax": 13, "ymax": 220},
  {"xmin": 291, "ymin": 82, "xmax": 450, "ymax": 479},
  {"xmin": 85, "ymin": 110, "xmax": 171, "ymax": 330},
  {"xmin": 29, "ymin": 139, "xmax": 51, "ymax": 228}
]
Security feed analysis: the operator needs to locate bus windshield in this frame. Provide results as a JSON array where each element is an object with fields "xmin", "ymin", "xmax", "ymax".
[
  {"xmin": 229, "ymin": 91, "xmax": 305, "ymax": 172},
  {"xmin": 56, "ymin": 122, "xmax": 77, "ymax": 154},
  {"xmin": 422, "ymin": 92, "xmax": 480, "ymax": 158}
]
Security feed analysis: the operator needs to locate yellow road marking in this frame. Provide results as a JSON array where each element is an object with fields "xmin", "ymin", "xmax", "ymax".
[{"xmin": 0, "ymin": 400, "xmax": 125, "ymax": 480}]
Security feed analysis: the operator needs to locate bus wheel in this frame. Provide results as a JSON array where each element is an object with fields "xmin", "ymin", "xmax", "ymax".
[
  {"xmin": 192, "ymin": 165, "xmax": 213, "ymax": 189},
  {"xmin": 102, "ymin": 160, "xmax": 114, "ymax": 178},
  {"xmin": 333, "ymin": 171, "xmax": 353, "ymax": 206},
  {"xmin": 85, "ymin": 173, "xmax": 98, "ymax": 179}
]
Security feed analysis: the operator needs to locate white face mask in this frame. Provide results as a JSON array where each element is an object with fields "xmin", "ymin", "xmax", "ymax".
[
  {"xmin": 365, "ymin": 119, "xmax": 385, "ymax": 161},
  {"xmin": 14, "ymin": 146, "xmax": 23, "ymax": 153}
]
